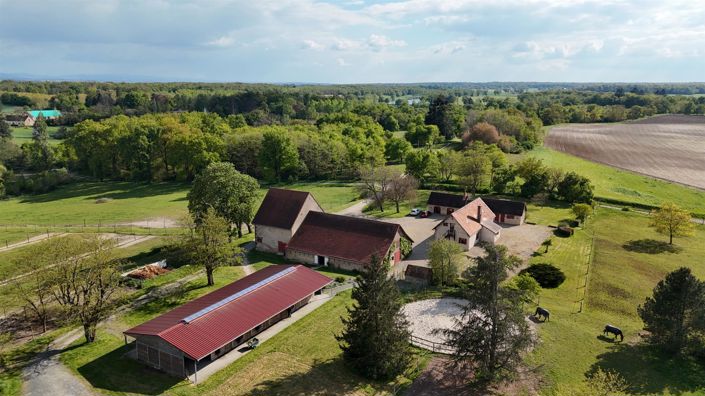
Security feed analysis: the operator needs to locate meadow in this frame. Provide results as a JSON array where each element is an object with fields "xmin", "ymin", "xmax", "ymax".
[
  {"xmin": 525, "ymin": 146, "xmax": 705, "ymax": 215},
  {"xmin": 528, "ymin": 207, "xmax": 705, "ymax": 395},
  {"xmin": 10, "ymin": 126, "xmax": 63, "ymax": 146}
]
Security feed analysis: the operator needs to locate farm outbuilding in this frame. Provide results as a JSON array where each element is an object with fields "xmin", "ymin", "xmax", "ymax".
[
  {"xmin": 285, "ymin": 211, "xmax": 413, "ymax": 278},
  {"xmin": 252, "ymin": 188, "xmax": 323, "ymax": 254},
  {"xmin": 123, "ymin": 265, "xmax": 331, "ymax": 380}
]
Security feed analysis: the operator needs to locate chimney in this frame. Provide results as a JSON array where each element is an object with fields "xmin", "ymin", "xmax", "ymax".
[{"xmin": 477, "ymin": 204, "xmax": 482, "ymax": 221}]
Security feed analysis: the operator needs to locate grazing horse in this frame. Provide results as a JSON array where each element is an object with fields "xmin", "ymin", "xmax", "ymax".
[
  {"xmin": 534, "ymin": 307, "xmax": 550, "ymax": 322},
  {"xmin": 603, "ymin": 324, "xmax": 624, "ymax": 341}
]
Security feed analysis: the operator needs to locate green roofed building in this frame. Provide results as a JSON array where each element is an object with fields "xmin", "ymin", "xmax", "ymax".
[{"xmin": 28, "ymin": 110, "xmax": 62, "ymax": 119}]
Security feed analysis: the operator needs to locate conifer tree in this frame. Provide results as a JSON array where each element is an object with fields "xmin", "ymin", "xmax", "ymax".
[
  {"xmin": 444, "ymin": 245, "xmax": 533, "ymax": 382},
  {"xmin": 337, "ymin": 256, "xmax": 411, "ymax": 380},
  {"xmin": 638, "ymin": 267, "xmax": 705, "ymax": 353}
]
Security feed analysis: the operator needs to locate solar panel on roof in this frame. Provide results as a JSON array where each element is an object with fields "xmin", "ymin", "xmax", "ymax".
[{"xmin": 181, "ymin": 266, "xmax": 296, "ymax": 324}]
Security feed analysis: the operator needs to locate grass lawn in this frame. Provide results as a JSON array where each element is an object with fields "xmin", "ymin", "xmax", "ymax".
[
  {"xmin": 363, "ymin": 189, "xmax": 431, "ymax": 219},
  {"xmin": 527, "ymin": 207, "xmax": 705, "ymax": 395},
  {"xmin": 0, "ymin": 181, "xmax": 191, "ymax": 227},
  {"xmin": 0, "ymin": 180, "xmax": 361, "ymax": 228},
  {"xmin": 526, "ymin": 146, "xmax": 705, "ymax": 214},
  {"xmin": 11, "ymin": 126, "xmax": 62, "ymax": 146},
  {"xmin": 61, "ymin": 290, "xmax": 429, "ymax": 396},
  {"xmin": 270, "ymin": 181, "xmax": 360, "ymax": 213},
  {"xmin": 0, "ymin": 330, "xmax": 68, "ymax": 396},
  {"xmin": 0, "ymin": 229, "xmax": 43, "ymax": 246}
]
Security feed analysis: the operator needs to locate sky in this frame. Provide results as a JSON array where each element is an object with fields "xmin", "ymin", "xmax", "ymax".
[{"xmin": 1, "ymin": 0, "xmax": 705, "ymax": 83}]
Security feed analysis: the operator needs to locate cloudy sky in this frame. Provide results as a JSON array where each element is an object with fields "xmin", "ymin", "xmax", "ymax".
[{"xmin": 1, "ymin": 0, "xmax": 704, "ymax": 83}]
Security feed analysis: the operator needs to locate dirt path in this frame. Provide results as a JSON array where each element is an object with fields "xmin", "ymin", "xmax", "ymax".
[
  {"xmin": 335, "ymin": 200, "xmax": 371, "ymax": 217},
  {"xmin": 22, "ymin": 329, "xmax": 95, "ymax": 396},
  {"xmin": 0, "ymin": 233, "xmax": 65, "ymax": 253}
]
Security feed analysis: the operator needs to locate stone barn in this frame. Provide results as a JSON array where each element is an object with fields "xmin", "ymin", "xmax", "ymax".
[
  {"xmin": 285, "ymin": 212, "xmax": 413, "ymax": 279},
  {"xmin": 252, "ymin": 188, "xmax": 323, "ymax": 254}
]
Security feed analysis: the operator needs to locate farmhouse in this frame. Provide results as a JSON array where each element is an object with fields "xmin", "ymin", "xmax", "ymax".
[
  {"xmin": 286, "ymin": 211, "xmax": 413, "ymax": 278},
  {"xmin": 427, "ymin": 191, "xmax": 526, "ymax": 225},
  {"xmin": 253, "ymin": 188, "xmax": 323, "ymax": 253},
  {"xmin": 433, "ymin": 197, "xmax": 501, "ymax": 250},
  {"xmin": 124, "ymin": 265, "xmax": 331, "ymax": 380},
  {"xmin": 3, "ymin": 113, "xmax": 32, "ymax": 127},
  {"xmin": 2, "ymin": 110, "xmax": 63, "ymax": 127}
]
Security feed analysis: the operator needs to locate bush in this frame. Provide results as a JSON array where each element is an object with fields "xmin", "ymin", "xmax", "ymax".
[
  {"xmin": 335, "ymin": 276, "xmax": 346, "ymax": 284},
  {"xmin": 519, "ymin": 263, "xmax": 566, "ymax": 288},
  {"xmin": 400, "ymin": 237, "xmax": 412, "ymax": 258},
  {"xmin": 556, "ymin": 226, "xmax": 574, "ymax": 237}
]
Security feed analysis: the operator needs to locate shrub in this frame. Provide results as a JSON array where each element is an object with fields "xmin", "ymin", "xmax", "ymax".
[
  {"xmin": 519, "ymin": 263, "xmax": 566, "ymax": 288},
  {"xmin": 335, "ymin": 276, "xmax": 346, "ymax": 284},
  {"xmin": 556, "ymin": 226, "xmax": 574, "ymax": 237}
]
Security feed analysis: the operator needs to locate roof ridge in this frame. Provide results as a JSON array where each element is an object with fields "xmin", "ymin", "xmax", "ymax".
[{"xmin": 157, "ymin": 265, "xmax": 298, "ymax": 335}]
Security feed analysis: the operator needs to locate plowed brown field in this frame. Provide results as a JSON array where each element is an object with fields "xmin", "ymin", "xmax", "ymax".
[{"xmin": 545, "ymin": 115, "xmax": 705, "ymax": 190}]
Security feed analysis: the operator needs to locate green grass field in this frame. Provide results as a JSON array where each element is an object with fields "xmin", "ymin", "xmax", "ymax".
[
  {"xmin": 0, "ymin": 181, "xmax": 360, "ymax": 228},
  {"xmin": 11, "ymin": 126, "xmax": 62, "ymax": 146},
  {"xmin": 528, "ymin": 207, "xmax": 705, "ymax": 395},
  {"xmin": 526, "ymin": 147, "xmax": 705, "ymax": 214},
  {"xmin": 363, "ymin": 189, "xmax": 431, "ymax": 218}
]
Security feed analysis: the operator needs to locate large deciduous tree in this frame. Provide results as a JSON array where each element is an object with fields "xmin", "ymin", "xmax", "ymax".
[
  {"xmin": 48, "ymin": 236, "xmax": 122, "ymax": 343},
  {"xmin": 182, "ymin": 209, "xmax": 242, "ymax": 286},
  {"xmin": 650, "ymin": 202, "xmax": 694, "ymax": 245},
  {"xmin": 426, "ymin": 95, "xmax": 465, "ymax": 139},
  {"xmin": 0, "ymin": 115, "xmax": 11, "ymax": 139},
  {"xmin": 428, "ymin": 239, "xmax": 464, "ymax": 286},
  {"xmin": 638, "ymin": 267, "xmax": 705, "ymax": 353},
  {"xmin": 258, "ymin": 130, "xmax": 300, "ymax": 181},
  {"xmin": 463, "ymin": 122, "xmax": 500, "ymax": 145},
  {"xmin": 444, "ymin": 245, "xmax": 533, "ymax": 382},
  {"xmin": 386, "ymin": 172, "xmax": 418, "ymax": 213},
  {"xmin": 358, "ymin": 165, "xmax": 394, "ymax": 212},
  {"xmin": 456, "ymin": 151, "xmax": 491, "ymax": 194},
  {"xmin": 188, "ymin": 162, "xmax": 260, "ymax": 238},
  {"xmin": 337, "ymin": 257, "xmax": 411, "ymax": 380}
]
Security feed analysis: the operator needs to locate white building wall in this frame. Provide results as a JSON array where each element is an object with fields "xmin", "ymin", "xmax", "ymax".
[
  {"xmin": 433, "ymin": 218, "xmax": 476, "ymax": 251},
  {"xmin": 255, "ymin": 225, "xmax": 293, "ymax": 253}
]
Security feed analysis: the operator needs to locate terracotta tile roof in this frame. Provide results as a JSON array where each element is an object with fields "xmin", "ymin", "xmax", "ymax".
[
  {"xmin": 124, "ymin": 265, "xmax": 331, "ymax": 360},
  {"xmin": 448, "ymin": 198, "xmax": 496, "ymax": 237},
  {"xmin": 287, "ymin": 212, "xmax": 411, "ymax": 264},
  {"xmin": 252, "ymin": 188, "xmax": 319, "ymax": 230}
]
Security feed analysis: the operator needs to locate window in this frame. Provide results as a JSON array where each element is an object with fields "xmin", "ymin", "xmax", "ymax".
[
  {"xmin": 458, "ymin": 238, "xmax": 467, "ymax": 244},
  {"xmin": 255, "ymin": 237, "xmax": 263, "ymax": 243},
  {"xmin": 442, "ymin": 222, "xmax": 447, "ymax": 226},
  {"xmin": 506, "ymin": 215, "xmax": 514, "ymax": 219}
]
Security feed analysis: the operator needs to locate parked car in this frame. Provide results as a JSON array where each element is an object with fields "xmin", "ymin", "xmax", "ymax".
[
  {"xmin": 420, "ymin": 210, "xmax": 430, "ymax": 218},
  {"xmin": 409, "ymin": 208, "xmax": 421, "ymax": 216}
]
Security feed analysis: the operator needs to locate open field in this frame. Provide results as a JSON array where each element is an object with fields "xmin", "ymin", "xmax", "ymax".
[
  {"xmin": 545, "ymin": 115, "xmax": 705, "ymax": 191},
  {"xmin": 11, "ymin": 126, "xmax": 63, "ymax": 146},
  {"xmin": 526, "ymin": 147, "xmax": 705, "ymax": 214},
  {"xmin": 0, "ymin": 181, "xmax": 360, "ymax": 228},
  {"xmin": 528, "ymin": 207, "xmax": 705, "ymax": 395}
]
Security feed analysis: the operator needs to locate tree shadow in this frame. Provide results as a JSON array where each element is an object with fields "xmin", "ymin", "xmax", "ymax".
[
  {"xmin": 623, "ymin": 239, "xmax": 681, "ymax": 254},
  {"xmin": 245, "ymin": 358, "xmax": 384, "ymax": 396},
  {"xmin": 19, "ymin": 181, "xmax": 189, "ymax": 204},
  {"xmin": 588, "ymin": 342, "xmax": 705, "ymax": 395},
  {"xmin": 76, "ymin": 343, "xmax": 185, "ymax": 395}
]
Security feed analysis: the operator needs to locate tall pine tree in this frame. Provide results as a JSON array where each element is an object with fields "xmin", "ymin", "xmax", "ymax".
[
  {"xmin": 337, "ymin": 256, "xmax": 411, "ymax": 380},
  {"xmin": 444, "ymin": 245, "xmax": 533, "ymax": 382}
]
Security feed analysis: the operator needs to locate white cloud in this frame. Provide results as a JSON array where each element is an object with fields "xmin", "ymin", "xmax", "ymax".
[
  {"xmin": 206, "ymin": 35, "xmax": 235, "ymax": 48},
  {"xmin": 367, "ymin": 34, "xmax": 406, "ymax": 50},
  {"xmin": 302, "ymin": 39, "xmax": 324, "ymax": 50}
]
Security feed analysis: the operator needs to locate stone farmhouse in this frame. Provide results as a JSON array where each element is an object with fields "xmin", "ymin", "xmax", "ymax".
[
  {"xmin": 2, "ymin": 110, "xmax": 62, "ymax": 127},
  {"xmin": 427, "ymin": 191, "xmax": 527, "ymax": 225},
  {"xmin": 433, "ymin": 197, "xmax": 502, "ymax": 250}
]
